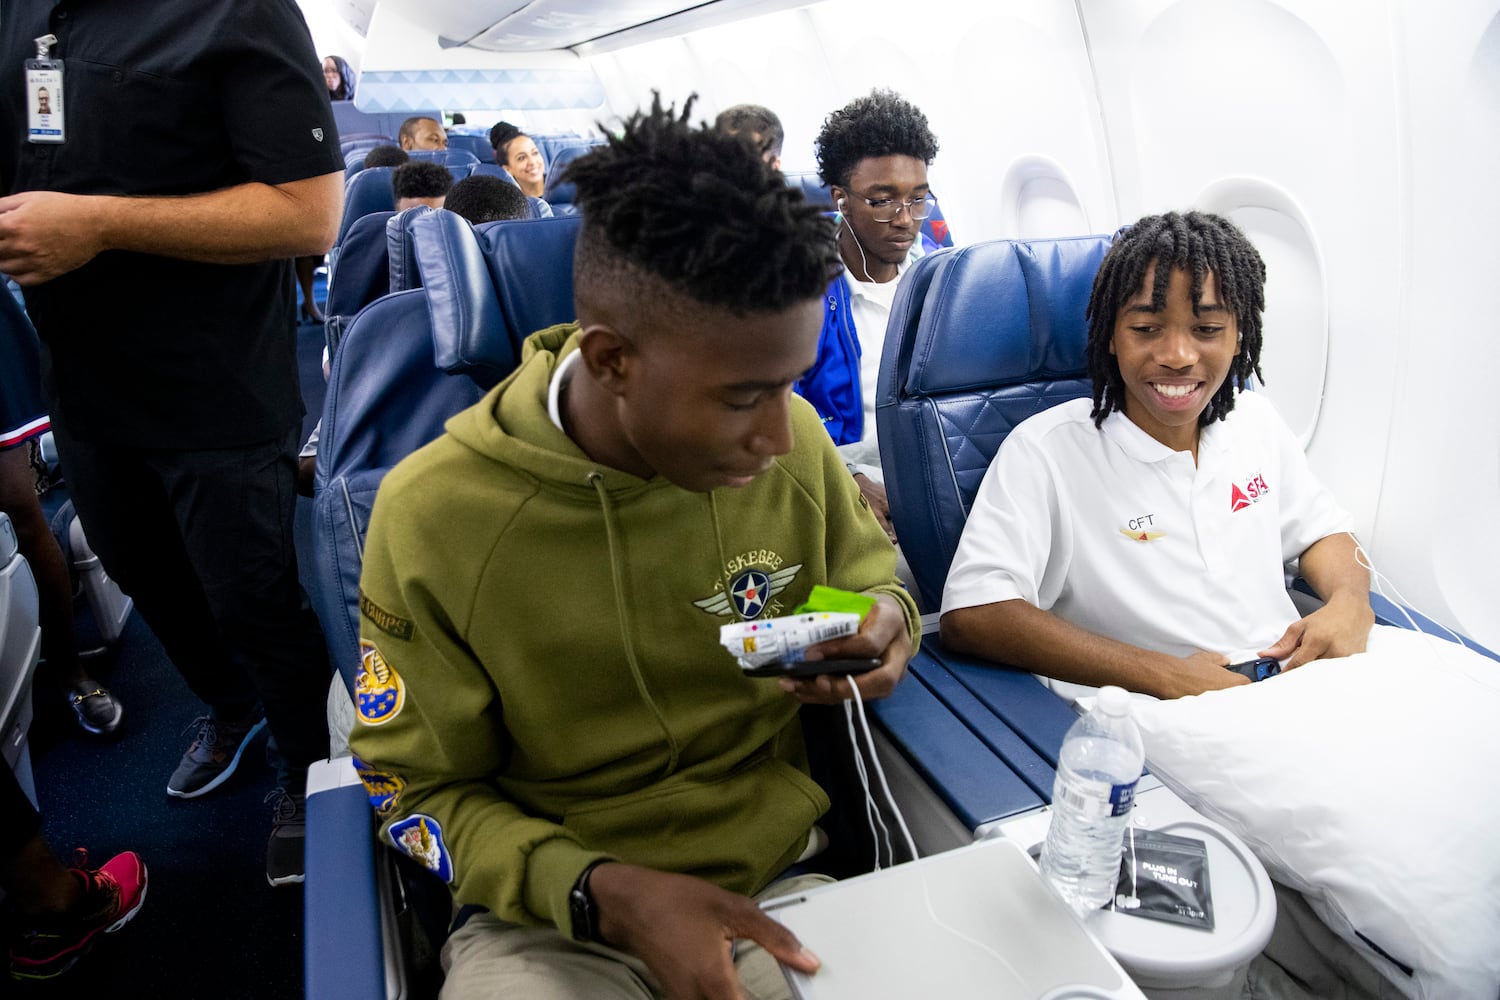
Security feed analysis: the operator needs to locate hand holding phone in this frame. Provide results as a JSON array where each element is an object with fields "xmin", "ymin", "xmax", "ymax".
[
  {"xmin": 739, "ymin": 657, "xmax": 882, "ymax": 679},
  {"xmin": 1225, "ymin": 656, "xmax": 1281, "ymax": 682}
]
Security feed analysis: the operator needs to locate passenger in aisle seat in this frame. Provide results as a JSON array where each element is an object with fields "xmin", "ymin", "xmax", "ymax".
[
  {"xmin": 364, "ymin": 145, "xmax": 409, "ymax": 170},
  {"xmin": 399, "ymin": 116, "xmax": 448, "ymax": 152},
  {"xmin": 392, "ymin": 161, "xmax": 453, "ymax": 212},
  {"xmin": 350, "ymin": 94, "xmax": 918, "ymax": 1000},
  {"xmin": 445, "ymin": 175, "xmax": 530, "ymax": 226}
]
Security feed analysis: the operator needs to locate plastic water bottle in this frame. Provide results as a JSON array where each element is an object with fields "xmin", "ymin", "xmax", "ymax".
[{"xmin": 1039, "ymin": 685, "xmax": 1145, "ymax": 917}]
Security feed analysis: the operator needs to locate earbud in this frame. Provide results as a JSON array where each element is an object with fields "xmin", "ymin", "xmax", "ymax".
[{"xmin": 837, "ymin": 198, "xmax": 846, "ymax": 211}]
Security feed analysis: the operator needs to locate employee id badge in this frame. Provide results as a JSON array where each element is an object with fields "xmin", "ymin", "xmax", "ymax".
[{"xmin": 27, "ymin": 51, "xmax": 65, "ymax": 144}]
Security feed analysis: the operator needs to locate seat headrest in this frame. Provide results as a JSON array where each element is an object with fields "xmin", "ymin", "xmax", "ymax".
[
  {"xmin": 325, "ymin": 210, "xmax": 396, "ymax": 318},
  {"xmin": 385, "ymin": 206, "xmax": 434, "ymax": 293},
  {"xmin": 410, "ymin": 210, "xmax": 512, "ymax": 382},
  {"xmin": 475, "ymin": 214, "xmax": 580, "ymax": 344},
  {"xmin": 883, "ymin": 235, "xmax": 1112, "ymax": 402},
  {"xmin": 405, "ymin": 148, "xmax": 479, "ymax": 169},
  {"xmin": 410, "ymin": 212, "xmax": 582, "ymax": 388}
]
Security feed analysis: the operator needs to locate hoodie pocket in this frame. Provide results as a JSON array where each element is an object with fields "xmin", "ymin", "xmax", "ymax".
[{"xmin": 561, "ymin": 755, "xmax": 829, "ymax": 895}]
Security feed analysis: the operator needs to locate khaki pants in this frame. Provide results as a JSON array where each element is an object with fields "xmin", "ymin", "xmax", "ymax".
[{"xmin": 439, "ymin": 873, "xmax": 834, "ymax": 1000}]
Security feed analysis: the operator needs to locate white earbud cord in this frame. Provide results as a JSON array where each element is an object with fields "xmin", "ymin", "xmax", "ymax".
[{"xmin": 841, "ymin": 676, "xmax": 1027, "ymax": 989}]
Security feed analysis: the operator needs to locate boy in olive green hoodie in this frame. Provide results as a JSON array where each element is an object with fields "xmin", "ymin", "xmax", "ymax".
[{"xmin": 350, "ymin": 95, "xmax": 919, "ymax": 1000}]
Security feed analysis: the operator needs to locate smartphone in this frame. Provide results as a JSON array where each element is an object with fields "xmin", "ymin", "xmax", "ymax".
[
  {"xmin": 1225, "ymin": 656, "xmax": 1281, "ymax": 682},
  {"xmin": 741, "ymin": 657, "xmax": 882, "ymax": 679}
]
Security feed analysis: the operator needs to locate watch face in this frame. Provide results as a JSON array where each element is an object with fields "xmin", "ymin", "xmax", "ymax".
[{"xmin": 569, "ymin": 885, "xmax": 594, "ymax": 942}]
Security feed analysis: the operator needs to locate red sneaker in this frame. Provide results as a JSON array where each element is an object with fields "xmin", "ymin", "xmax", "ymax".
[{"xmin": 8, "ymin": 849, "xmax": 148, "ymax": 980}]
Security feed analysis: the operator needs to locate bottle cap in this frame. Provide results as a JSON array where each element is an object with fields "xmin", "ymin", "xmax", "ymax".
[{"xmin": 1096, "ymin": 685, "xmax": 1131, "ymax": 716}]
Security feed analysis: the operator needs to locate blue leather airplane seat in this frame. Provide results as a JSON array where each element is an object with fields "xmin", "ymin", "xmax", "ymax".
[
  {"xmin": 409, "ymin": 210, "xmax": 581, "ymax": 390},
  {"xmin": 322, "ymin": 210, "xmax": 396, "ymax": 362},
  {"xmin": 867, "ymin": 234, "xmax": 1116, "ymax": 833},
  {"xmin": 470, "ymin": 162, "xmax": 517, "ymax": 186},
  {"xmin": 336, "ymin": 167, "xmax": 397, "ymax": 246},
  {"xmin": 444, "ymin": 131, "xmax": 496, "ymax": 164},
  {"xmin": 877, "ymin": 235, "xmax": 1110, "ymax": 611},
  {"xmin": 405, "ymin": 148, "xmax": 480, "ymax": 177},
  {"xmin": 541, "ymin": 142, "xmax": 595, "ymax": 214}
]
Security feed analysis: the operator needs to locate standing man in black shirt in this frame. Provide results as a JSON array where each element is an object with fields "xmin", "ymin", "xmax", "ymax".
[{"xmin": 0, "ymin": 1, "xmax": 344, "ymax": 885}]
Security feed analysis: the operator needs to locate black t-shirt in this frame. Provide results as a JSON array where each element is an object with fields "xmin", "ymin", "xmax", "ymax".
[{"xmin": 0, "ymin": 0, "xmax": 345, "ymax": 447}]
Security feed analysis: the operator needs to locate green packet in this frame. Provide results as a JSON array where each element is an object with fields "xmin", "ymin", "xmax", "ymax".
[{"xmin": 794, "ymin": 585, "xmax": 876, "ymax": 618}]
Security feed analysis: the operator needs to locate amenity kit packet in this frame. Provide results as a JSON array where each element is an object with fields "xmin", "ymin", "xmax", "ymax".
[{"xmin": 1110, "ymin": 828, "xmax": 1214, "ymax": 930}]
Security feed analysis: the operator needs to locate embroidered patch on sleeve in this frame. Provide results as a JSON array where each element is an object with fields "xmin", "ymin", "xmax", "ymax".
[
  {"xmin": 352, "ymin": 756, "xmax": 406, "ymax": 818},
  {"xmin": 388, "ymin": 814, "xmax": 454, "ymax": 883},
  {"xmin": 360, "ymin": 588, "xmax": 414, "ymax": 640},
  {"xmin": 355, "ymin": 639, "xmax": 405, "ymax": 726}
]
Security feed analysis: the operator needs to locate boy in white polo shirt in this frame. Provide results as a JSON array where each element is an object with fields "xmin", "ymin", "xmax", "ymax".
[{"xmin": 939, "ymin": 211, "xmax": 1374, "ymax": 699}]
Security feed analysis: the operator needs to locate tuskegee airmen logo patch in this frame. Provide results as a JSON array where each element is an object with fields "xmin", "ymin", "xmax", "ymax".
[
  {"xmin": 352, "ymin": 756, "xmax": 406, "ymax": 818},
  {"xmin": 355, "ymin": 639, "xmax": 404, "ymax": 726},
  {"xmin": 694, "ymin": 553, "xmax": 802, "ymax": 621},
  {"xmin": 387, "ymin": 814, "xmax": 454, "ymax": 883}
]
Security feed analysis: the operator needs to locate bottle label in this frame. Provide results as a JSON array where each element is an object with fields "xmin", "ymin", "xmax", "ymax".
[
  {"xmin": 1109, "ymin": 779, "xmax": 1138, "ymax": 817},
  {"xmin": 1056, "ymin": 774, "xmax": 1138, "ymax": 818}
]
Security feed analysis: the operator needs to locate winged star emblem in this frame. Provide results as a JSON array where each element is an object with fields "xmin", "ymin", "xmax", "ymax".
[{"xmin": 694, "ymin": 563, "xmax": 802, "ymax": 619}]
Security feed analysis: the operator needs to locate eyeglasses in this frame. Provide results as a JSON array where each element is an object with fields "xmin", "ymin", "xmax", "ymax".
[{"xmin": 846, "ymin": 189, "xmax": 937, "ymax": 223}]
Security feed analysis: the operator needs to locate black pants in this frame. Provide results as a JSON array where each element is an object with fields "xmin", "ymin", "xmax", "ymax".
[{"xmin": 52, "ymin": 424, "xmax": 330, "ymax": 778}]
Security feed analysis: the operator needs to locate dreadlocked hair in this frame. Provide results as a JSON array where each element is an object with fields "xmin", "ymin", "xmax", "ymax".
[
  {"xmin": 815, "ymin": 89, "xmax": 939, "ymax": 189},
  {"xmin": 564, "ymin": 93, "xmax": 840, "ymax": 315},
  {"xmin": 1085, "ymin": 211, "xmax": 1267, "ymax": 428}
]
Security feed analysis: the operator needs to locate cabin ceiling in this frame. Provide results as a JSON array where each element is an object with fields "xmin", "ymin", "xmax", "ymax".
[{"xmin": 373, "ymin": 0, "xmax": 753, "ymax": 51}]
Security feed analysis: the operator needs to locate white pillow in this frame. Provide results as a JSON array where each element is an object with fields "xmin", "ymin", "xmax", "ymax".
[{"xmin": 1132, "ymin": 625, "xmax": 1500, "ymax": 1000}]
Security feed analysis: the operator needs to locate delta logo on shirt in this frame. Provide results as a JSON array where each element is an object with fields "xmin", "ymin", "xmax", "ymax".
[{"xmin": 1230, "ymin": 472, "xmax": 1271, "ymax": 513}]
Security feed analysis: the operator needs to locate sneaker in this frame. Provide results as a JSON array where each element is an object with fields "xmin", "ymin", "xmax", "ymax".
[
  {"xmin": 67, "ymin": 680, "xmax": 124, "ymax": 738},
  {"xmin": 8, "ymin": 849, "xmax": 148, "ymax": 980},
  {"xmin": 264, "ymin": 786, "xmax": 306, "ymax": 887},
  {"xmin": 166, "ymin": 707, "xmax": 267, "ymax": 799}
]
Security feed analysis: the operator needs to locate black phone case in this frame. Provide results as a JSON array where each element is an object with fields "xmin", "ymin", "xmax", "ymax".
[{"xmin": 741, "ymin": 657, "xmax": 882, "ymax": 679}]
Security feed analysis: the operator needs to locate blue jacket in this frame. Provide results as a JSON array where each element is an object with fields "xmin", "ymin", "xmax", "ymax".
[{"xmin": 795, "ymin": 234, "xmax": 940, "ymax": 447}]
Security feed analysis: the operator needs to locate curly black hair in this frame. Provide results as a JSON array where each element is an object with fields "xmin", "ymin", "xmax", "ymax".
[
  {"xmin": 565, "ymin": 93, "xmax": 840, "ymax": 315},
  {"xmin": 391, "ymin": 161, "xmax": 453, "ymax": 200},
  {"xmin": 488, "ymin": 120, "xmax": 524, "ymax": 158},
  {"xmin": 814, "ymin": 89, "xmax": 939, "ymax": 190},
  {"xmin": 1086, "ymin": 211, "xmax": 1267, "ymax": 427}
]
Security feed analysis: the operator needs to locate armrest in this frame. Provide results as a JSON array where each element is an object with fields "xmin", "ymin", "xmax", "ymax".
[{"xmin": 305, "ymin": 757, "xmax": 387, "ymax": 1000}]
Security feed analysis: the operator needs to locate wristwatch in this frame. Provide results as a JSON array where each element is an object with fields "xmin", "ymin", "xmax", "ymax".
[{"xmin": 568, "ymin": 859, "xmax": 610, "ymax": 943}]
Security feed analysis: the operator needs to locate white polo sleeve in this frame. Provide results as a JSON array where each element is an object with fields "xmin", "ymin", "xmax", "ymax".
[{"xmin": 941, "ymin": 426, "xmax": 1071, "ymax": 615}]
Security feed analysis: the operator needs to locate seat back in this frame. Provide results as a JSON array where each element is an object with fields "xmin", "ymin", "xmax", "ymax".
[
  {"xmin": 411, "ymin": 210, "xmax": 581, "ymax": 390},
  {"xmin": 337, "ymin": 167, "xmax": 397, "ymax": 245},
  {"xmin": 876, "ymin": 234, "xmax": 1113, "ymax": 611},
  {"xmin": 310, "ymin": 289, "xmax": 489, "ymax": 689},
  {"xmin": 445, "ymin": 132, "xmax": 496, "ymax": 164},
  {"xmin": 407, "ymin": 148, "xmax": 479, "ymax": 180},
  {"xmin": 324, "ymin": 210, "xmax": 397, "ymax": 361},
  {"xmin": 541, "ymin": 143, "xmax": 595, "ymax": 212}
]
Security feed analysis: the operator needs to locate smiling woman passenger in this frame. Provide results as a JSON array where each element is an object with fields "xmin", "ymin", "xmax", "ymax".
[{"xmin": 489, "ymin": 120, "xmax": 546, "ymax": 198}]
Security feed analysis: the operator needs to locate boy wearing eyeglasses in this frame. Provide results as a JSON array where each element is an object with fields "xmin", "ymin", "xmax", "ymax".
[{"xmin": 797, "ymin": 90, "xmax": 940, "ymax": 565}]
